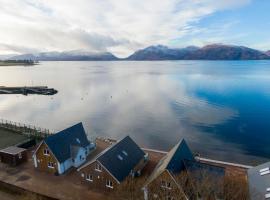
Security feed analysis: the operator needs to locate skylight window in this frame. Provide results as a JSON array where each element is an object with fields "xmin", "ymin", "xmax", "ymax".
[
  {"xmin": 117, "ymin": 155, "xmax": 123, "ymax": 160},
  {"xmin": 260, "ymin": 170, "xmax": 270, "ymax": 176},
  {"xmin": 260, "ymin": 167, "xmax": 269, "ymax": 173},
  {"xmin": 122, "ymin": 150, "xmax": 128, "ymax": 156}
]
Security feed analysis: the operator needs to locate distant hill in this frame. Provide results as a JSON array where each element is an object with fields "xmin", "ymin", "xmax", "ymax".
[
  {"xmin": 10, "ymin": 50, "xmax": 119, "ymax": 61},
  {"xmin": 266, "ymin": 50, "xmax": 270, "ymax": 56},
  {"xmin": 126, "ymin": 45, "xmax": 200, "ymax": 60},
  {"xmin": 0, "ymin": 54, "xmax": 19, "ymax": 60},
  {"xmin": 127, "ymin": 44, "xmax": 270, "ymax": 60}
]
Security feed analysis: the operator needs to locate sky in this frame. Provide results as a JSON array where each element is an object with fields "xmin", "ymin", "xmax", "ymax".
[{"xmin": 0, "ymin": 0, "xmax": 269, "ymax": 57}]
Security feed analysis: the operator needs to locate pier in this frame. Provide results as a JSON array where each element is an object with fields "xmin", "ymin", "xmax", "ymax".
[{"xmin": 0, "ymin": 86, "xmax": 57, "ymax": 96}]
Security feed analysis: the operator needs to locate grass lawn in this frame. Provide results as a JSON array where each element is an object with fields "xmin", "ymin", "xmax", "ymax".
[{"xmin": 0, "ymin": 128, "xmax": 28, "ymax": 149}]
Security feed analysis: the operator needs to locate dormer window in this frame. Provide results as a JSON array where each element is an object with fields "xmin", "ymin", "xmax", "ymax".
[
  {"xmin": 95, "ymin": 163, "xmax": 102, "ymax": 172},
  {"xmin": 43, "ymin": 148, "xmax": 50, "ymax": 156}
]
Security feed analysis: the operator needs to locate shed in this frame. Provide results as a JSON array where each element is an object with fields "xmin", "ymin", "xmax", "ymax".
[{"xmin": 0, "ymin": 146, "xmax": 27, "ymax": 166}]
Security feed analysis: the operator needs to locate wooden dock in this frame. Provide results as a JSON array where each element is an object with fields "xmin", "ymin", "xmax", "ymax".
[
  {"xmin": 0, "ymin": 119, "xmax": 53, "ymax": 139},
  {"xmin": 0, "ymin": 86, "xmax": 57, "ymax": 96}
]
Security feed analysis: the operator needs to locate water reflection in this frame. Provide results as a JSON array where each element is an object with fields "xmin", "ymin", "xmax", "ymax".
[{"xmin": 0, "ymin": 61, "xmax": 270, "ymax": 165}]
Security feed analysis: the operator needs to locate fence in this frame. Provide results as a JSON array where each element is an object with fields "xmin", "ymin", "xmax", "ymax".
[{"xmin": 0, "ymin": 119, "xmax": 53, "ymax": 139}]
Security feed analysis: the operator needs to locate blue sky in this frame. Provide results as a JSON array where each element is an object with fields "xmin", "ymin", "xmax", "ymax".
[
  {"xmin": 0, "ymin": 0, "xmax": 269, "ymax": 57},
  {"xmin": 172, "ymin": 0, "xmax": 270, "ymax": 49}
]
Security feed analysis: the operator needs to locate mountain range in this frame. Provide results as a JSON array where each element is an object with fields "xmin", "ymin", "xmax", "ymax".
[
  {"xmin": 127, "ymin": 44, "xmax": 270, "ymax": 60},
  {"xmin": 2, "ymin": 44, "xmax": 270, "ymax": 61},
  {"xmin": 9, "ymin": 50, "xmax": 117, "ymax": 61}
]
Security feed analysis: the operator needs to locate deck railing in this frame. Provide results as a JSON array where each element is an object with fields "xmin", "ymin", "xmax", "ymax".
[{"xmin": 0, "ymin": 119, "xmax": 53, "ymax": 139}]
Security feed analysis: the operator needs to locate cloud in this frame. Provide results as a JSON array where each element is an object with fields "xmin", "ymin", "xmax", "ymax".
[
  {"xmin": 0, "ymin": 43, "xmax": 41, "ymax": 54},
  {"xmin": 0, "ymin": 0, "xmax": 251, "ymax": 57}
]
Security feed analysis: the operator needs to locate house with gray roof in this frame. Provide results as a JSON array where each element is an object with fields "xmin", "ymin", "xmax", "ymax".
[
  {"xmin": 143, "ymin": 139, "xmax": 225, "ymax": 200},
  {"xmin": 33, "ymin": 122, "xmax": 95, "ymax": 175},
  {"xmin": 248, "ymin": 161, "xmax": 270, "ymax": 200},
  {"xmin": 77, "ymin": 136, "xmax": 148, "ymax": 191}
]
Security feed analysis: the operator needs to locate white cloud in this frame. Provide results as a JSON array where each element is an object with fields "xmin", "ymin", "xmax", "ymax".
[{"xmin": 0, "ymin": 0, "xmax": 250, "ymax": 57}]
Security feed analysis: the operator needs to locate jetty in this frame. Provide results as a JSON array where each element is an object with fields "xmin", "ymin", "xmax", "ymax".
[{"xmin": 0, "ymin": 86, "xmax": 57, "ymax": 96}]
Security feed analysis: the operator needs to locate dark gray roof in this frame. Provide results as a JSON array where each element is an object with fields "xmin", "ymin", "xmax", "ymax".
[
  {"xmin": 248, "ymin": 161, "xmax": 270, "ymax": 200},
  {"xmin": 167, "ymin": 139, "xmax": 195, "ymax": 173},
  {"xmin": 184, "ymin": 159, "xmax": 225, "ymax": 189},
  {"xmin": 182, "ymin": 160, "xmax": 225, "ymax": 199},
  {"xmin": 0, "ymin": 146, "xmax": 26, "ymax": 155},
  {"xmin": 184, "ymin": 159, "xmax": 225, "ymax": 179},
  {"xmin": 144, "ymin": 139, "xmax": 195, "ymax": 186},
  {"xmin": 44, "ymin": 123, "xmax": 90, "ymax": 163},
  {"xmin": 97, "ymin": 136, "xmax": 145, "ymax": 182}
]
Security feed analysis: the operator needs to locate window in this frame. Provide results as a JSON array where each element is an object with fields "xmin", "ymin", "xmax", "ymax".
[
  {"xmin": 117, "ymin": 155, "xmax": 123, "ymax": 160},
  {"xmin": 81, "ymin": 173, "xmax": 85, "ymax": 178},
  {"xmin": 161, "ymin": 180, "xmax": 166, "ymax": 187},
  {"xmin": 86, "ymin": 174, "xmax": 93, "ymax": 182},
  {"xmin": 18, "ymin": 153, "xmax": 22, "ymax": 159},
  {"xmin": 166, "ymin": 196, "xmax": 174, "ymax": 200},
  {"xmin": 43, "ymin": 148, "xmax": 50, "ymax": 156},
  {"xmin": 106, "ymin": 180, "xmax": 113, "ymax": 188},
  {"xmin": 122, "ymin": 150, "xmax": 128, "ymax": 156},
  {"xmin": 95, "ymin": 163, "xmax": 102, "ymax": 171},
  {"xmin": 48, "ymin": 162, "xmax": 54, "ymax": 168},
  {"xmin": 161, "ymin": 181, "xmax": 171, "ymax": 189}
]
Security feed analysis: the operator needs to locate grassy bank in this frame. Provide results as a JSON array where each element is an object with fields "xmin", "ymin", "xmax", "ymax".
[
  {"xmin": 0, "ymin": 128, "xmax": 28, "ymax": 149},
  {"xmin": 0, "ymin": 60, "xmax": 37, "ymax": 66}
]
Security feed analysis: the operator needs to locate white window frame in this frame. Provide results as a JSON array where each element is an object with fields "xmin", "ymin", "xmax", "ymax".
[
  {"xmin": 106, "ymin": 179, "xmax": 113, "ymax": 189},
  {"xmin": 43, "ymin": 148, "xmax": 50, "ymax": 156},
  {"xmin": 161, "ymin": 181, "xmax": 171, "ymax": 189},
  {"xmin": 95, "ymin": 163, "xmax": 102, "ymax": 172},
  {"xmin": 48, "ymin": 162, "xmax": 54, "ymax": 169},
  {"xmin": 18, "ymin": 153, "xmax": 22, "ymax": 159},
  {"xmin": 86, "ymin": 174, "xmax": 93, "ymax": 182},
  {"xmin": 166, "ymin": 196, "xmax": 174, "ymax": 200}
]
